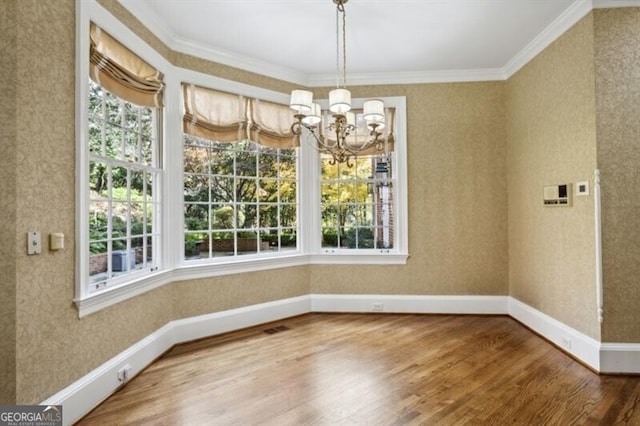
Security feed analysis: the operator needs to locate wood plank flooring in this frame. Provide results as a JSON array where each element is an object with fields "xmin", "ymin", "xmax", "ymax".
[{"xmin": 77, "ymin": 314, "xmax": 640, "ymax": 425}]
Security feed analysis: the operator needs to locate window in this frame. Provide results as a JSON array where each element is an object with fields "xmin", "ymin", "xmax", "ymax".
[
  {"xmin": 77, "ymin": 2, "xmax": 406, "ymax": 315},
  {"xmin": 88, "ymin": 81, "xmax": 161, "ymax": 289},
  {"xmin": 82, "ymin": 23, "xmax": 164, "ymax": 294},
  {"xmin": 318, "ymin": 108, "xmax": 398, "ymax": 253},
  {"xmin": 182, "ymin": 84, "xmax": 299, "ymax": 261},
  {"xmin": 321, "ymin": 152, "xmax": 394, "ymax": 251}
]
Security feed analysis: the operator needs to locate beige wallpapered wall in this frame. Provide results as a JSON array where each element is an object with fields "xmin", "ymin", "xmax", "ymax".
[
  {"xmin": 594, "ymin": 8, "xmax": 640, "ymax": 343},
  {"xmin": 1, "ymin": 0, "xmax": 18, "ymax": 405},
  {"xmin": 505, "ymin": 14, "xmax": 600, "ymax": 339},
  {"xmin": 4, "ymin": 0, "xmax": 638, "ymax": 406},
  {"xmin": 309, "ymin": 82, "xmax": 508, "ymax": 295}
]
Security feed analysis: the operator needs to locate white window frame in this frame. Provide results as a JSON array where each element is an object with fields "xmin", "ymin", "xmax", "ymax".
[
  {"xmin": 86, "ymin": 81, "xmax": 162, "ymax": 291},
  {"xmin": 75, "ymin": 1, "xmax": 173, "ymax": 316},
  {"xmin": 305, "ymin": 97, "xmax": 409, "ymax": 265},
  {"xmin": 75, "ymin": 0, "xmax": 408, "ymax": 318}
]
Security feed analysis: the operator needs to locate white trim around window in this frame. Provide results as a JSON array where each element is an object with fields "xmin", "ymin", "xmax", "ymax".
[{"xmin": 75, "ymin": 0, "xmax": 408, "ymax": 318}]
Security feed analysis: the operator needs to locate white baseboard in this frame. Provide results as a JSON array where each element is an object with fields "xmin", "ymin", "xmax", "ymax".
[
  {"xmin": 508, "ymin": 298, "xmax": 601, "ymax": 370},
  {"xmin": 42, "ymin": 294, "xmax": 640, "ymax": 425},
  {"xmin": 600, "ymin": 343, "xmax": 640, "ymax": 374},
  {"xmin": 311, "ymin": 294, "xmax": 509, "ymax": 314},
  {"xmin": 42, "ymin": 295, "xmax": 311, "ymax": 426}
]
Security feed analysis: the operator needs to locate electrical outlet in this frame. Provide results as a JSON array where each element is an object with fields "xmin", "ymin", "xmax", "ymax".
[
  {"xmin": 372, "ymin": 303, "xmax": 384, "ymax": 312},
  {"xmin": 117, "ymin": 364, "xmax": 133, "ymax": 382}
]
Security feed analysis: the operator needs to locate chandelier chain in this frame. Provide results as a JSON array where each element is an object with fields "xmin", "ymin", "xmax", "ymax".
[
  {"xmin": 342, "ymin": 2, "xmax": 347, "ymax": 88},
  {"xmin": 335, "ymin": 1, "xmax": 347, "ymax": 88},
  {"xmin": 335, "ymin": 4, "xmax": 339, "ymax": 88}
]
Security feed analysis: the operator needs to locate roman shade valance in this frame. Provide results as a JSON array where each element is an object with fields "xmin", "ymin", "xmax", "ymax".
[
  {"xmin": 183, "ymin": 84, "xmax": 248, "ymax": 142},
  {"xmin": 248, "ymin": 99, "xmax": 298, "ymax": 148},
  {"xmin": 182, "ymin": 84, "xmax": 297, "ymax": 147},
  {"xmin": 89, "ymin": 23, "xmax": 164, "ymax": 108}
]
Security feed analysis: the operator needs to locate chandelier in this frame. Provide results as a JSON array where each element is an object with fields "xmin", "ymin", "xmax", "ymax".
[{"xmin": 289, "ymin": 0, "xmax": 386, "ymax": 167}]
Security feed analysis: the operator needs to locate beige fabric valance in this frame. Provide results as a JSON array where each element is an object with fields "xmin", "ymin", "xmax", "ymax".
[
  {"xmin": 89, "ymin": 23, "xmax": 164, "ymax": 108},
  {"xmin": 182, "ymin": 84, "xmax": 298, "ymax": 148},
  {"xmin": 249, "ymin": 99, "xmax": 298, "ymax": 148},
  {"xmin": 183, "ymin": 84, "xmax": 249, "ymax": 142}
]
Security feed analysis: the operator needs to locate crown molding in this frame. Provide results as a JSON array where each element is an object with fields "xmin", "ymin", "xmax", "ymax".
[
  {"xmin": 117, "ymin": 0, "xmax": 637, "ymax": 87},
  {"xmin": 117, "ymin": 0, "xmax": 178, "ymax": 49},
  {"xmin": 502, "ymin": 0, "xmax": 593, "ymax": 79},
  {"xmin": 593, "ymin": 0, "xmax": 640, "ymax": 7},
  {"xmin": 171, "ymin": 37, "xmax": 310, "ymax": 87},
  {"xmin": 307, "ymin": 68, "xmax": 506, "ymax": 87}
]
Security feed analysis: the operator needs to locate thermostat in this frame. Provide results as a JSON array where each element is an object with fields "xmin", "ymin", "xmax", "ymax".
[{"xmin": 544, "ymin": 184, "xmax": 572, "ymax": 207}]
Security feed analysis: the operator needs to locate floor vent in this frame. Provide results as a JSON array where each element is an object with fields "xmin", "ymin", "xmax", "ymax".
[{"xmin": 264, "ymin": 325, "xmax": 290, "ymax": 335}]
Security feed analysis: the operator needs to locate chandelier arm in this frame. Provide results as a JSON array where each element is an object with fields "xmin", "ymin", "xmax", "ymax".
[{"xmin": 304, "ymin": 125, "xmax": 339, "ymax": 152}]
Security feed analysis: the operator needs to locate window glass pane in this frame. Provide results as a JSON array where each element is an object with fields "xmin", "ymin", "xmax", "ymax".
[
  {"xmin": 111, "ymin": 166, "xmax": 128, "ymax": 200},
  {"xmin": 237, "ymin": 178, "xmax": 257, "ymax": 203},
  {"xmin": 258, "ymin": 153, "xmax": 277, "ymax": 175},
  {"xmin": 210, "ymin": 176, "xmax": 234, "ymax": 202},
  {"xmin": 124, "ymin": 102, "xmax": 139, "ymax": 129},
  {"xmin": 212, "ymin": 204, "xmax": 235, "ymax": 230},
  {"xmin": 237, "ymin": 231, "xmax": 258, "ymax": 256},
  {"xmin": 280, "ymin": 204, "xmax": 297, "ymax": 228},
  {"xmin": 259, "ymin": 179, "xmax": 277, "ymax": 202},
  {"xmin": 111, "ymin": 202, "xmax": 129, "ymax": 239},
  {"xmin": 240, "ymin": 204, "xmax": 257, "ymax": 229},
  {"xmin": 145, "ymin": 202, "xmax": 154, "ymax": 234},
  {"xmin": 131, "ymin": 237, "xmax": 145, "ymax": 270},
  {"xmin": 184, "ymin": 175, "xmax": 209, "ymax": 202},
  {"xmin": 144, "ymin": 172, "xmax": 154, "ymax": 199},
  {"xmin": 103, "ymin": 123, "xmax": 123, "ymax": 159},
  {"xmin": 211, "ymin": 231, "xmax": 235, "ymax": 257},
  {"xmin": 279, "ymin": 180, "xmax": 296, "ymax": 203},
  {"xmin": 185, "ymin": 203, "xmax": 209, "ymax": 231},
  {"xmin": 281, "ymin": 229, "xmax": 297, "ymax": 250},
  {"xmin": 322, "ymin": 227, "xmax": 339, "ymax": 248},
  {"xmin": 89, "ymin": 162, "xmax": 109, "ymax": 198},
  {"xmin": 104, "ymin": 91, "xmax": 122, "ymax": 124},
  {"xmin": 185, "ymin": 232, "xmax": 209, "ymax": 259},
  {"xmin": 124, "ymin": 130, "xmax": 139, "ymax": 162},
  {"xmin": 141, "ymin": 135, "xmax": 153, "ymax": 166},
  {"xmin": 88, "ymin": 117, "xmax": 103, "ymax": 155},
  {"xmin": 130, "ymin": 202, "xmax": 145, "ymax": 237},
  {"xmin": 236, "ymin": 150, "xmax": 257, "ymax": 177},
  {"xmin": 184, "ymin": 145, "xmax": 209, "ymax": 174},
  {"xmin": 259, "ymin": 205, "xmax": 277, "ymax": 228}
]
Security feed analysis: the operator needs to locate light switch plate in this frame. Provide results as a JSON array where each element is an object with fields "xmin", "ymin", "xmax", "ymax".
[
  {"xmin": 27, "ymin": 231, "xmax": 42, "ymax": 255},
  {"xmin": 576, "ymin": 181, "xmax": 589, "ymax": 196}
]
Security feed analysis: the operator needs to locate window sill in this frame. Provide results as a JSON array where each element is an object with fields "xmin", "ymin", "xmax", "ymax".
[
  {"xmin": 75, "ymin": 251, "xmax": 409, "ymax": 317},
  {"xmin": 74, "ymin": 269, "xmax": 173, "ymax": 318}
]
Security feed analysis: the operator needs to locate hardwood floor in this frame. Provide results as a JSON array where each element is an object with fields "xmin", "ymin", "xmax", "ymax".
[{"xmin": 77, "ymin": 314, "xmax": 640, "ymax": 425}]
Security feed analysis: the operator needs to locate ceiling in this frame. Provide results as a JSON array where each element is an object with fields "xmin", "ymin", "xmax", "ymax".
[{"xmin": 118, "ymin": 0, "xmax": 606, "ymax": 86}]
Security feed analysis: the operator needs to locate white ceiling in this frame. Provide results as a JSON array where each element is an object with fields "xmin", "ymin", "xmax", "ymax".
[{"xmin": 117, "ymin": 0, "xmax": 629, "ymax": 86}]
